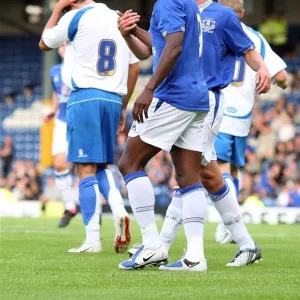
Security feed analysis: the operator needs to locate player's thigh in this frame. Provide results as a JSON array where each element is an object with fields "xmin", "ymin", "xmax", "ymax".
[
  {"xmin": 129, "ymin": 98, "xmax": 195, "ymax": 152},
  {"xmin": 174, "ymin": 111, "xmax": 207, "ymax": 152},
  {"xmin": 215, "ymin": 132, "xmax": 234, "ymax": 164},
  {"xmin": 118, "ymin": 136, "xmax": 161, "ymax": 175},
  {"xmin": 232, "ymin": 136, "xmax": 247, "ymax": 168},
  {"xmin": 198, "ymin": 90, "xmax": 225, "ymax": 166}
]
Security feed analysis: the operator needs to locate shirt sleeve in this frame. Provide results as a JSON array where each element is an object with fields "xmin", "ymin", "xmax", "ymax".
[
  {"xmin": 259, "ymin": 33, "xmax": 287, "ymax": 77},
  {"xmin": 129, "ymin": 50, "xmax": 140, "ymax": 65},
  {"xmin": 224, "ymin": 11, "xmax": 255, "ymax": 57},
  {"xmin": 42, "ymin": 12, "xmax": 75, "ymax": 49},
  {"xmin": 156, "ymin": 0, "xmax": 186, "ymax": 37}
]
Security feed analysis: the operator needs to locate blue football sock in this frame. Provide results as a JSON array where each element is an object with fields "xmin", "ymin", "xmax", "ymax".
[
  {"xmin": 96, "ymin": 168, "xmax": 125, "ymax": 216},
  {"xmin": 233, "ymin": 178, "xmax": 239, "ymax": 197},
  {"xmin": 79, "ymin": 176, "xmax": 101, "ymax": 244}
]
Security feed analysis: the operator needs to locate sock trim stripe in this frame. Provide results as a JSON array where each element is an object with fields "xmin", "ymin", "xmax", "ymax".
[
  {"xmin": 224, "ymin": 216, "xmax": 242, "ymax": 226},
  {"xmin": 183, "ymin": 220, "xmax": 204, "ymax": 224},
  {"xmin": 181, "ymin": 185, "xmax": 204, "ymax": 196},
  {"xmin": 209, "ymin": 186, "xmax": 230, "ymax": 203},
  {"xmin": 54, "ymin": 170, "xmax": 71, "ymax": 178},
  {"xmin": 124, "ymin": 171, "xmax": 147, "ymax": 185},
  {"xmin": 136, "ymin": 205, "xmax": 154, "ymax": 209},
  {"xmin": 136, "ymin": 205, "xmax": 155, "ymax": 213},
  {"xmin": 183, "ymin": 217, "xmax": 204, "ymax": 221},
  {"xmin": 183, "ymin": 217, "xmax": 204, "ymax": 224}
]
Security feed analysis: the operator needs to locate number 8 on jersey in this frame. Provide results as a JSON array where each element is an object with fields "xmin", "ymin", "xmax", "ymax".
[{"xmin": 97, "ymin": 39, "xmax": 117, "ymax": 76}]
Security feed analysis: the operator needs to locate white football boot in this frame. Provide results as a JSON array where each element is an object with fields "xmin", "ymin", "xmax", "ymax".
[
  {"xmin": 215, "ymin": 222, "xmax": 235, "ymax": 244},
  {"xmin": 128, "ymin": 243, "xmax": 142, "ymax": 257},
  {"xmin": 114, "ymin": 214, "xmax": 131, "ymax": 253},
  {"xmin": 226, "ymin": 245, "xmax": 262, "ymax": 266},
  {"xmin": 159, "ymin": 257, "xmax": 207, "ymax": 272},
  {"xmin": 119, "ymin": 244, "xmax": 168, "ymax": 270},
  {"xmin": 68, "ymin": 242, "xmax": 102, "ymax": 253}
]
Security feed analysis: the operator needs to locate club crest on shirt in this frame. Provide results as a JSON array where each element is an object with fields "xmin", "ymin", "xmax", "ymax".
[
  {"xmin": 131, "ymin": 122, "xmax": 137, "ymax": 132},
  {"xmin": 202, "ymin": 18, "xmax": 216, "ymax": 33}
]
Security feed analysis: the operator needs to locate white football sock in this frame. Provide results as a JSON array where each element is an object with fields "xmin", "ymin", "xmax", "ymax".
[
  {"xmin": 210, "ymin": 184, "xmax": 255, "ymax": 250},
  {"xmin": 55, "ymin": 170, "xmax": 76, "ymax": 212},
  {"xmin": 125, "ymin": 171, "xmax": 161, "ymax": 250},
  {"xmin": 160, "ymin": 188, "xmax": 182, "ymax": 251},
  {"xmin": 181, "ymin": 185, "xmax": 207, "ymax": 262}
]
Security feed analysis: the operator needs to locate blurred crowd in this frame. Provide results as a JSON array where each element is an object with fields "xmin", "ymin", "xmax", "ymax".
[{"xmin": 241, "ymin": 77, "xmax": 300, "ymax": 207}]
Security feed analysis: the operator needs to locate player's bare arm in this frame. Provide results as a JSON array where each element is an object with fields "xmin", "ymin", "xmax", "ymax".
[
  {"xmin": 118, "ymin": 62, "xmax": 140, "ymax": 134},
  {"xmin": 273, "ymin": 70, "xmax": 289, "ymax": 89},
  {"xmin": 133, "ymin": 32, "xmax": 184, "ymax": 124},
  {"xmin": 44, "ymin": 92, "xmax": 59, "ymax": 123},
  {"xmin": 39, "ymin": 0, "xmax": 76, "ymax": 51},
  {"xmin": 244, "ymin": 49, "xmax": 271, "ymax": 94},
  {"xmin": 118, "ymin": 11, "xmax": 152, "ymax": 60}
]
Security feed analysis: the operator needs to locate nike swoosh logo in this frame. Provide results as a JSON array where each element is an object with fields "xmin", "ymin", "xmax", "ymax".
[
  {"xmin": 183, "ymin": 259, "xmax": 199, "ymax": 268},
  {"xmin": 80, "ymin": 246, "xmax": 93, "ymax": 253},
  {"xmin": 143, "ymin": 253, "xmax": 156, "ymax": 262}
]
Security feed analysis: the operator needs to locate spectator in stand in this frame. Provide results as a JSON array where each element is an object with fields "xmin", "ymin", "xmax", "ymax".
[
  {"xmin": 0, "ymin": 136, "xmax": 14, "ymax": 178},
  {"xmin": 5, "ymin": 160, "xmax": 41, "ymax": 201}
]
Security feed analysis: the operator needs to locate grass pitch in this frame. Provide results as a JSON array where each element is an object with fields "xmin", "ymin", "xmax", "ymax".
[{"xmin": 0, "ymin": 217, "xmax": 299, "ymax": 300}]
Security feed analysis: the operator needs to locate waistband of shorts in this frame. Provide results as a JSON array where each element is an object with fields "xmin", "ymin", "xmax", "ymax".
[{"xmin": 68, "ymin": 88, "xmax": 122, "ymax": 107}]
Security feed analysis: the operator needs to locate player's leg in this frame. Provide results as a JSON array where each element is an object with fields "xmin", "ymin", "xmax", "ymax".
[
  {"xmin": 200, "ymin": 161, "xmax": 261, "ymax": 266},
  {"xmin": 159, "ymin": 187, "xmax": 182, "ymax": 252},
  {"xmin": 118, "ymin": 136, "xmax": 167, "ymax": 269},
  {"xmin": 96, "ymin": 164, "xmax": 130, "ymax": 253},
  {"xmin": 160, "ymin": 111, "xmax": 208, "ymax": 272},
  {"xmin": 68, "ymin": 163, "xmax": 102, "ymax": 253},
  {"xmin": 119, "ymin": 99, "xmax": 197, "ymax": 269},
  {"xmin": 214, "ymin": 133, "xmax": 237, "ymax": 243},
  {"xmin": 67, "ymin": 89, "xmax": 122, "ymax": 253},
  {"xmin": 159, "ymin": 90, "xmax": 223, "ymax": 254},
  {"xmin": 52, "ymin": 119, "xmax": 78, "ymax": 227},
  {"xmin": 54, "ymin": 153, "xmax": 78, "ymax": 227}
]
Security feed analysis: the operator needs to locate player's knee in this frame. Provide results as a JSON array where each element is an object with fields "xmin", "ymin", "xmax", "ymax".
[
  {"xmin": 200, "ymin": 168, "xmax": 222, "ymax": 192},
  {"xmin": 54, "ymin": 160, "xmax": 68, "ymax": 173},
  {"xmin": 175, "ymin": 172, "xmax": 198, "ymax": 188},
  {"xmin": 118, "ymin": 156, "xmax": 136, "ymax": 176}
]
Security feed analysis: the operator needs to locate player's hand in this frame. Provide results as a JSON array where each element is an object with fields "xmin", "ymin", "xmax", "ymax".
[
  {"xmin": 133, "ymin": 87, "xmax": 153, "ymax": 123},
  {"xmin": 256, "ymin": 67, "xmax": 271, "ymax": 94},
  {"xmin": 44, "ymin": 111, "xmax": 56, "ymax": 123},
  {"xmin": 118, "ymin": 109, "xmax": 127, "ymax": 134},
  {"xmin": 56, "ymin": 0, "xmax": 76, "ymax": 11},
  {"xmin": 117, "ymin": 10, "xmax": 140, "ymax": 37}
]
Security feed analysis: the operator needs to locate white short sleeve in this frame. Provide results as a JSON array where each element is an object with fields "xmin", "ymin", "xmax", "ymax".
[
  {"xmin": 129, "ymin": 50, "xmax": 139, "ymax": 65},
  {"xmin": 43, "ymin": 11, "xmax": 76, "ymax": 49},
  {"xmin": 260, "ymin": 33, "xmax": 287, "ymax": 77}
]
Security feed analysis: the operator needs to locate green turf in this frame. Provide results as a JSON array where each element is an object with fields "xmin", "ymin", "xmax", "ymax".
[{"xmin": 0, "ymin": 217, "xmax": 299, "ymax": 300}]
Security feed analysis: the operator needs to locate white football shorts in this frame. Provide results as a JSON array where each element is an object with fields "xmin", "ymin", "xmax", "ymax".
[
  {"xmin": 52, "ymin": 118, "xmax": 67, "ymax": 156},
  {"xmin": 129, "ymin": 97, "xmax": 208, "ymax": 155},
  {"xmin": 200, "ymin": 90, "xmax": 225, "ymax": 166}
]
